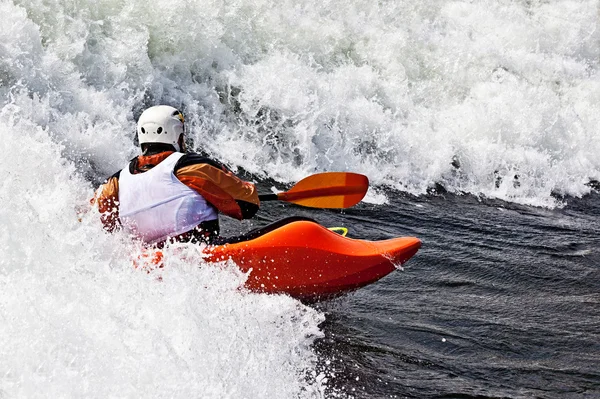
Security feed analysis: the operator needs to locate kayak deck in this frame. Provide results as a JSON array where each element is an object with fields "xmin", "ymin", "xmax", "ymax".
[{"xmin": 203, "ymin": 220, "xmax": 421, "ymax": 301}]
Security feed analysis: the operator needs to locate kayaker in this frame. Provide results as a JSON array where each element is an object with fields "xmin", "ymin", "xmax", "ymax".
[{"xmin": 94, "ymin": 105, "xmax": 260, "ymax": 246}]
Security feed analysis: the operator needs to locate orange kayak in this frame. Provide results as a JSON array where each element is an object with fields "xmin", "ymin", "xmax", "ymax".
[{"xmin": 203, "ymin": 220, "xmax": 421, "ymax": 302}]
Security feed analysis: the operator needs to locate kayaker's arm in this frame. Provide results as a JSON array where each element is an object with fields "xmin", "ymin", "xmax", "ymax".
[
  {"xmin": 93, "ymin": 172, "xmax": 121, "ymax": 232},
  {"xmin": 174, "ymin": 154, "xmax": 260, "ymax": 220}
]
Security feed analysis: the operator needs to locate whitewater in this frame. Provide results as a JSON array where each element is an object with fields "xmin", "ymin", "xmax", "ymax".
[{"xmin": 0, "ymin": 0, "xmax": 598, "ymax": 397}]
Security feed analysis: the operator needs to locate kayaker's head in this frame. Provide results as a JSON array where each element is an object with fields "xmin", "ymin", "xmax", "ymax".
[{"xmin": 137, "ymin": 105, "xmax": 186, "ymax": 155}]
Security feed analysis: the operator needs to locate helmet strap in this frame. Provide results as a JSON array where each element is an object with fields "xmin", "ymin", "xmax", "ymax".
[{"xmin": 178, "ymin": 134, "xmax": 186, "ymax": 153}]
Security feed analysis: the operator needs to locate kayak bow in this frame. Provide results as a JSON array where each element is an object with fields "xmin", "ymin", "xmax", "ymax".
[{"xmin": 204, "ymin": 220, "xmax": 421, "ymax": 302}]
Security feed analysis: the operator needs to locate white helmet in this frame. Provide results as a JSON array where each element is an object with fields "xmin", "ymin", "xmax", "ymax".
[{"xmin": 137, "ymin": 105, "xmax": 185, "ymax": 151}]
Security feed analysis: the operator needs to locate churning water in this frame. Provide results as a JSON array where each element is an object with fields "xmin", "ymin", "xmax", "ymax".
[{"xmin": 1, "ymin": 0, "xmax": 599, "ymax": 397}]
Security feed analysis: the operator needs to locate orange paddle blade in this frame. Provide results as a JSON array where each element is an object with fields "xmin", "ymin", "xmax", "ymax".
[{"xmin": 277, "ymin": 172, "xmax": 369, "ymax": 208}]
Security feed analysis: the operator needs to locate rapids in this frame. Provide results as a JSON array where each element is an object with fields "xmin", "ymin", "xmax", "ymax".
[{"xmin": 1, "ymin": 0, "xmax": 598, "ymax": 397}]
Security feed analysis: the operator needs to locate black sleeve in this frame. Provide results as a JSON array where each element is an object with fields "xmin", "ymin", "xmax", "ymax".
[
  {"xmin": 173, "ymin": 153, "xmax": 225, "ymax": 172},
  {"xmin": 174, "ymin": 152, "xmax": 259, "ymax": 219}
]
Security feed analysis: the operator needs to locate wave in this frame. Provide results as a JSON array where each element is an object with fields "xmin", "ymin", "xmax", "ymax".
[
  {"xmin": 4, "ymin": 0, "xmax": 600, "ymax": 207},
  {"xmin": 0, "ymin": 97, "xmax": 326, "ymax": 397},
  {"xmin": 2, "ymin": 0, "xmax": 598, "ymax": 395}
]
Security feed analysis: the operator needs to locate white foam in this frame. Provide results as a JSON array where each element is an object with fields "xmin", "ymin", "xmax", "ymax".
[
  {"xmin": 6, "ymin": 0, "xmax": 595, "ymax": 207},
  {"xmin": 1, "ymin": 0, "xmax": 599, "ymax": 394},
  {"xmin": 212, "ymin": 0, "xmax": 599, "ymax": 207},
  {"xmin": 0, "ymin": 96, "xmax": 325, "ymax": 397}
]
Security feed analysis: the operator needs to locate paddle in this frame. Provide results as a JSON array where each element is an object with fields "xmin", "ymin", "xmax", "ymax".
[{"xmin": 259, "ymin": 172, "xmax": 369, "ymax": 209}]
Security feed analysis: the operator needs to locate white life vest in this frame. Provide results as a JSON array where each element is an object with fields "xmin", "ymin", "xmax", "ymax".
[{"xmin": 118, "ymin": 152, "xmax": 218, "ymax": 243}]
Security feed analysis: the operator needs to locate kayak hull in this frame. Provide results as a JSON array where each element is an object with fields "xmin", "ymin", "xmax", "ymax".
[{"xmin": 203, "ymin": 221, "xmax": 421, "ymax": 301}]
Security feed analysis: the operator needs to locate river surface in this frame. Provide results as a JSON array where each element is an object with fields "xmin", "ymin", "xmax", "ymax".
[{"xmin": 248, "ymin": 186, "xmax": 600, "ymax": 399}]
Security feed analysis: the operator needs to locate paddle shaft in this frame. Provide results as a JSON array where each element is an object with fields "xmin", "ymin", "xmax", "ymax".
[
  {"xmin": 259, "ymin": 185, "xmax": 366, "ymax": 202},
  {"xmin": 259, "ymin": 194, "xmax": 279, "ymax": 201}
]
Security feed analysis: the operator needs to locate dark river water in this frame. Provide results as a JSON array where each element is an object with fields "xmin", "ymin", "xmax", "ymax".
[{"xmin": 243, "ymin": 187, "xmax": 600, "ymax": 398}]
